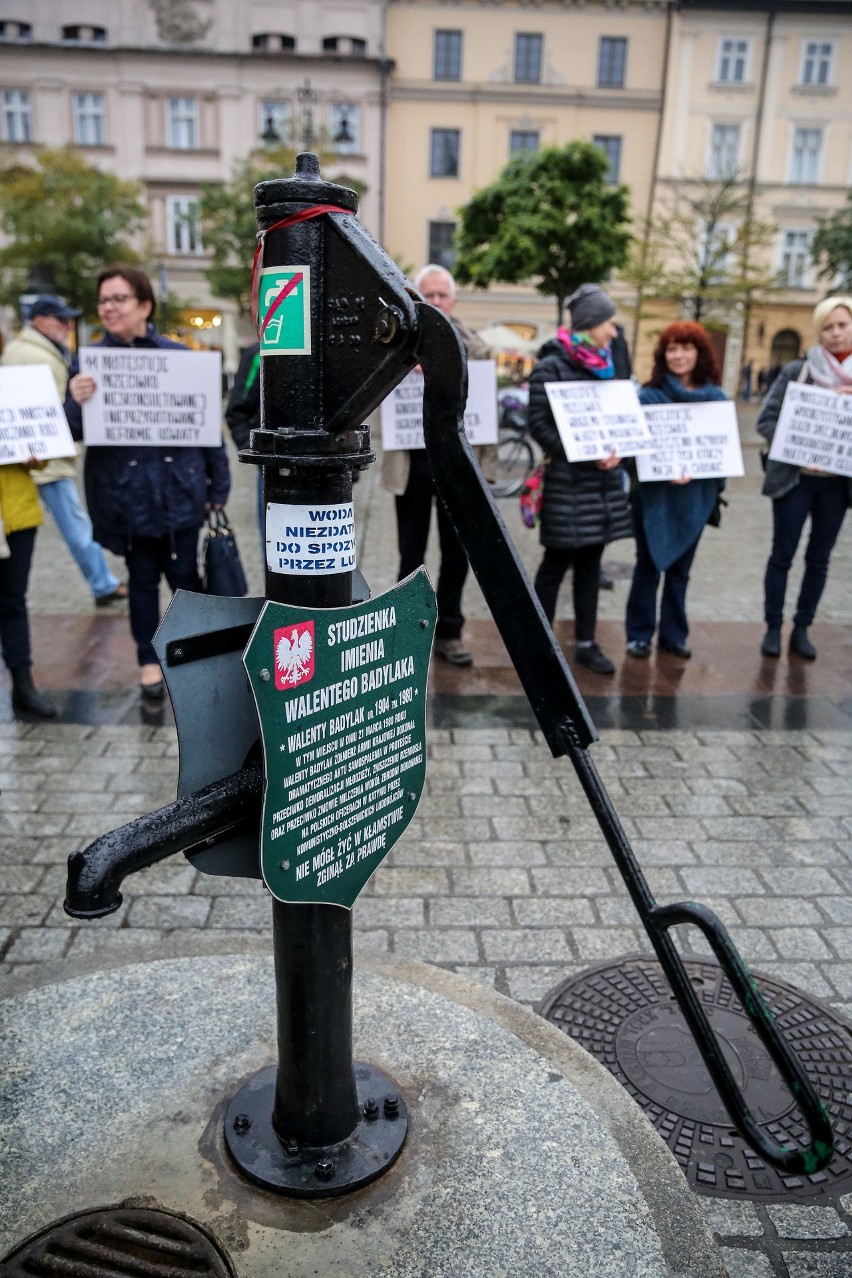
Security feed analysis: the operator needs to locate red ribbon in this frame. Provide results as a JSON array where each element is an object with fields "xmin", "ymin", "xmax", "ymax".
[{"xmin": 250, "ymin": 204, "xmax": 351, "ymax": 336}]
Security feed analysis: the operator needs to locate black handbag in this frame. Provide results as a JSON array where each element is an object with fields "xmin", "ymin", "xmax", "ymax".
[{"xmin": 202, "ymin": 509, "xmax": 248, "ymax": 597}]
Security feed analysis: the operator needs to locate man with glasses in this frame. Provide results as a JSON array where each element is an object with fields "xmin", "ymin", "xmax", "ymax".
[{"xmin": 1, "ymin": 295, "xmax": 127, "ymax": 608}]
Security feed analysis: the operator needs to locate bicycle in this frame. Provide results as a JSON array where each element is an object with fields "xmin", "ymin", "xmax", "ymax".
[{"xmin": 492, "ymin": 390, "xmax": 536, "ymax": 498}]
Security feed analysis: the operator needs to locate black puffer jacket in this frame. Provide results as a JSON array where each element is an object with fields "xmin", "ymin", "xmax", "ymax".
[{"xmin": 528, "ymin": 338, "xmax": 633, "ymax": 549}]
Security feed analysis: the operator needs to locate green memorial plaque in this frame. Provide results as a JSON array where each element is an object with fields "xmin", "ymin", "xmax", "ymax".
[{"xmin": 243, "ymin": 569, "xmax": 436, "ymax": 908}]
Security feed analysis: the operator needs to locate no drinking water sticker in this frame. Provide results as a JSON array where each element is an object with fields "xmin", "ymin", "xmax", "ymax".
[
  {"xmin": 266, "ymin": 501, "xmax": 356, "ymax": 575},
  {"xmin": 243, "ymin": 569, "xmax": 437, "ymax": 908}
]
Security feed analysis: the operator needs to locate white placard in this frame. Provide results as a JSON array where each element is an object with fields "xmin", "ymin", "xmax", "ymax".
[
  {"xmin": 544, "ymin": 379, "xmax": 654, "ymax": 462},
  {"xmin": 266, "ymin": 501, "xmax": 356, "ymax": 576},
  {"xmin": 380, "ymin": 360, "xmax": 499, "ymax": 451},
  {"xmin": 79, "ymin": 347, "xmax": 222, "ymax": 447},
  {"xmin": 636, "ymin": 401, "xmax": 744, "ymax": 481},
  {"xmin": 768, "ymin": 381, "xmax": 852, "ymax": 478},
  {"xmin": 0, "ymin": 365, "xmax": 76, "ymax": 466}
]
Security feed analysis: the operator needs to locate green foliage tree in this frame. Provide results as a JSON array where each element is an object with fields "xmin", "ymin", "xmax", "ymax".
[
  {"xmin": 622, "ymin": 173, "xmax": 779, "ymax": 326},
  {"xmin": 198, "ymin": 143, "xmax": 364, "ymax": 315},
  {"xmin": 812, "ymin": 193, "xmax": 852, "ymax": 291},
  {"xmin": 0, "ymin": 147, "xmax": 147, "ymax": 318},
  {"xmin": 454, "ymin": 142, "xmax": 632, "ymax": 325}
]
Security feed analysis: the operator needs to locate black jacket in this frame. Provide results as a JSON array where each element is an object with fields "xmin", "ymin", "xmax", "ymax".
[
  {"xmin": 225, "ymin": 341, "xmax": 260, "ymax": 450},
  {"xmin": 65, "ymin": 326, "xmax": 231, "ymax": 555},
  {"xmin": 527, "ymin": 338, "xmax": 633, "ymax": 550}
]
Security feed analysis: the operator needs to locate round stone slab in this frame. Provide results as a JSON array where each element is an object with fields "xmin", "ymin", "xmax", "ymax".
[
  {"xmin": 0, "ymin": 954, "xmax": 724, "ymax": 1278},
  {"xmin": 541, "ymin": 954, "xmax": 852, "ymax": 1202}
]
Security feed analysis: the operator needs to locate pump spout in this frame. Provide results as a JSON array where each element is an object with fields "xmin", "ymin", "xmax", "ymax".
[{"xmin": 64, "ymin": 760, "xmax": 264, "ymax": 919}]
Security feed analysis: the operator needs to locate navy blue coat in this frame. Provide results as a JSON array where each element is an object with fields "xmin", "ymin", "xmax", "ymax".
[{"xmin": 66, "ymin": 326, "xmax": 230, "ymax": 555}]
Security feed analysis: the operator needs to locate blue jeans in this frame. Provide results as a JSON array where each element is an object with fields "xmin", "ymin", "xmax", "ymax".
[
  {"xmin": 125, "ymin": 527, "xmax": 202, "ymax": 667},
  {"xmin": 763, "ymin": 474, "xmax": 848, "ymax": 629},
  {"xmin": 626, "ymin": 514, "xmax": 700, "ymax": 649},
  {"xmin": 39, "ymin": 477, "xmax": 119, "ymax": 599}
]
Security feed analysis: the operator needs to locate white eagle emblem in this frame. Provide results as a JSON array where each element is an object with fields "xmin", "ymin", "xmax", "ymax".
[{"xmin": 275, "ymin": 626, "xmax": 313, "ymax": 687}]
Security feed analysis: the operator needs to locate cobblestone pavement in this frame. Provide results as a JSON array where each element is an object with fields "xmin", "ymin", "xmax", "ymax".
[{"xmin": 2, "ymin": 403, "xmax": 851, "ymax": 1275}]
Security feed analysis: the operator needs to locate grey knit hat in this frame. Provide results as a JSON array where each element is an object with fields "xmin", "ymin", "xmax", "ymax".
[{"xmin": 566, "ymin": 284, "xmax": 616, "ymax": 332}]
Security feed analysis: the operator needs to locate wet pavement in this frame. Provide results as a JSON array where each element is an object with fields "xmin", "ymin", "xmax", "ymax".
[{"xmin": 1, "ymin": 405, "xmax": 851, "ymax": 1275}]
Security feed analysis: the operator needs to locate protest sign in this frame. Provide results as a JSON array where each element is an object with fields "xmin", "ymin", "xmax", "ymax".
[
  {"xmin": 0, "ymin": 365, "xmax": 76, "ymax": 465},
  {"xmin": 79, "ymin": 347, "xmax": 222, "ymax": 447},
  {"xmin": 768, "ymin": 381, "xmax": 852, "ymax": 478},
  {"xmin": 380, "ymin": 361, "xmax": 498, "ymax": 451},
  {"xmin": 636, "ymin": 401, "xmax": 744, "ymax": 481},
  {"xmin": 544, "ymin": 379, "xmax": 654, "ymax": 462}
]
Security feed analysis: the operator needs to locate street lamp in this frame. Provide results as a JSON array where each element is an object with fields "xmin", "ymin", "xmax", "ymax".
[{"xmin": 297, "ymin": 79, "xmax": 316, "ymax": 151}]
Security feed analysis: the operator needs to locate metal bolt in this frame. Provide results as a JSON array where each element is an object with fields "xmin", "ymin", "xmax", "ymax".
[
  {"xmin": 315, "ymin": 1159, "xmax": 335, "ymax": 1180},
  {"xmin": 375, "ymin": 306, "xmax": 399, "ymax": 344},
  {"xmin": 407, "ymin": 792, "xmax": 416, "ymax": 802},
  {"xmin": 364, "ymin": 1097, "xmax": 379, "ymax": 1120},
  {"xmin": 280, "ymin": 860, "xmax": 290, "ymax": 871},
  {"xmin": 285, "ymin": 1138, "xmax": 299, "ymax": 1156},
  {"xmin": 419, "ymin": 618, "xmax": 428, "ymax": 629},
  {"xmin": 384, "ymin": 1094, "xmax": 400, "ymax": 1117},
  {"xmin": 260, "ymin": 668, "xmax": 271, "ymax": 682},
  {"xmin": 233, "ymin": 1113, "xmax": 251, "ymax": 1134}
]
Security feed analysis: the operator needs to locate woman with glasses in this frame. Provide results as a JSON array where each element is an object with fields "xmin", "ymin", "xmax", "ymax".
[{"xmin": 66, "ymin": 266, "xmax": 230, "ymax": 700}]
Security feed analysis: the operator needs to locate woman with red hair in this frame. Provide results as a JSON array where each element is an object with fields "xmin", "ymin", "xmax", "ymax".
[{"xmin": 625, "ymin": 322, "xmax": 727, "ymax": 659}]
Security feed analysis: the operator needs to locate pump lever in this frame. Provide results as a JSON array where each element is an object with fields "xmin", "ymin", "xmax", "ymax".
[{"xmin": 416, "ymin": 301, "xmax": 833, "ymax": 1176}]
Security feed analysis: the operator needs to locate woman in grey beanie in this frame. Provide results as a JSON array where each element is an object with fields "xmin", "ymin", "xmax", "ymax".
[{"xmin": 526, "ymin": 284, "xmax": 633, "ymax": 675}]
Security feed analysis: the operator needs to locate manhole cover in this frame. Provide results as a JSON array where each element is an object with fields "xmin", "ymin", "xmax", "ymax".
[
  {"xmin": 540, "ymin": 955, "xmax": 852, "ymax": 1201},
  {"xmin": 0, "ymin": 1206, "xmax": 234, "ymax": 1278}
]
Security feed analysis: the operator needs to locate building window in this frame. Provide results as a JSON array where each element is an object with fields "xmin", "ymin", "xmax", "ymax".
[
  {"xmin": 167, "ymin": 197, "xmax": 203, "ymax": 256},
  {"xmin": 428, "ymin": 221, "xmax": 456, "ymax": 271},
  {"xmin": 801, "ymin": 41, "xmax": 833, "ymax": 87},
  {"xmin": 592, "ymin": 134, "xmax": 622, "ymax": 184},
  {"xmin": 252, "ymin": 33, "xmax": 296, "ymax": 52},
  {"xmin": 708, "ymin": 123, "xmax": 740, "ymax": 179},
  {"xmin": 780, "ymin": 230, "xmax": 812, "ymax": 288},
  {"xmin": 0, "ymin": 21, "xmax": 32, "ymax": 40},
  {"xmin": 73, "ymin": 93, "xmax": 105, "ymax": 147},
  {"xmin": 702, "ymin": 223, "xmax": 733, "ymax": 281},
  {"xmin": 597, "ymin": 37, "xmax": 627, "ymax": 88},
  {"xmin": 322, "ymin": 36, "xmax": 366, "ymax": 55},
  {"xmin": 434, "ymin": 29, "xmax": 462, "ymax": 81},
  {"xmin": 510, "ymin": 130, "xmax": 539, "ymax": 157},
  {"xmin": 1, "ymin": 88, "xmax": 31, "ymax": 142},
  {"xmin": 717, "ymin": 38, "xmax": 749, "ymax": 84},
  {"xmin": 430, "ymin": 128, "xmax": 460, "ymax": 178},
  {"xmin": 330, "ymin": 103, "xmax": 359, "ymax": 154},
  {"xmin": 514, "ymin": 33, "xmax": 543, "ymax": 85},
  {"xmin": 259, "ymin": 99, "xmax": 291, "ymax": 145},
  {"xmin": 61, "ymin": 24, "xmax": 107, "ymax": 43},
  {"xmin": 789, "ymin": 127, "xmax": 822, "ymax": 184},
  {"xmin": 166, "ymin": 97, "xmax": 198, "ymax": 150}
]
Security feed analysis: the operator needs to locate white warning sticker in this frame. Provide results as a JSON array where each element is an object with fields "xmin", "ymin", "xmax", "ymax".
[{"xmin": 265, "ymin": 502, "xmax": 357, "ymax": 576}]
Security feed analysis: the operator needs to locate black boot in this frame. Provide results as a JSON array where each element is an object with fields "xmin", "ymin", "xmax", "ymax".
[
  {"xmin": 790, "ymin": 624, "xmax": 817, "ymax": 661},
  {"xmin": 760, "ymin": 626, "xmax": 781, "ymax": 658},
  {"xmin": 10, "ymin": 666, "xmax": 57, "ymax": 718}
]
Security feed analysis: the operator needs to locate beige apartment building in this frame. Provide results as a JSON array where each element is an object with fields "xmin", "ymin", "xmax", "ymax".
[
  {"xmin": 1, "ymin": 1, "xmax": 850, "ymax": 384},
  {"xmin": 384, "ymin": 0, "xmax": 670, "ymax": 339},
  {"xmin": 0, "ymin": 0, "xmax": 388, "ymax": 364}
]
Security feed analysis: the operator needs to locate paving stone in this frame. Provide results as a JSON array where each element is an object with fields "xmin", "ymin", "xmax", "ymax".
[
  {"xmin": 481, "ymin": 929, "xmax": 574, "ymax": 963},
  {"xmin": 0, "ymin": 866, "xmax": 46, "ymax": 893},
  {"xmin": 451, "ymin": 868, "xmax": 532, "ymax": 897},
  {"xmin": 542, "ymin": 840, "xmax": 613, "ymax": 867},
  {"xmin": 512, "ymin": 898, "xmax": 596, "ymax": 927},
  {"xmin": 352, "ymin": 929, "xmax": 389, "ymax": 955},
  {"xmin": 353, "ymin": 898, "xmax": 425, "ymax": 928},
  {"xmin": 753, "ymin": 963, "xmax": 838, "ymax": 1000},
  {"xmin": 679, "ymin": 867, "xmax": 765, "ymax": 895},
  {"xmin": 65, "ymin": 928, "xmax": 168, "ymax": 960},
  {"xmin": 767, "ymin": 1205, "xmax": 849, "ymax": 1239},
  {"xmin": 822, "ymin": 966, "xmax": 852, "ymax": 999},
  {"xmin": 570, "ymin": 926, "xmax": 647, "ymax": 960},
  {"xmin": 429, "ymin": 897, "xmax": 512, "ymax": 928},
  {"xmin": 816, "ymin": 898, "xmax": 852, "ymax": 925},
  {"xmin": 767, "ymin": 928, "xmax": 834, "ymax": 960},
  {"xmin": 822, "ymin": 929, "xmax": 852, "ymax": 959},
  {"xmin": 718, "ymin": 1251, "xmax": 775, "ymax": 1278},
  {"xmin": 369, "ymin": 868, "xmax": 451, "ymax": 896},
  {"xmin": 738, "ymin": 898, "xmax": 824, "ymax": 926},
  {"xmin": 0, "ymin": 895, "xmax": 54, "ymax": 926},
  {"xmin": 504, "ymin": 963, "xmax": 592, "ymax": 1004},
  {"xmin": 207, "ymin": 896, "xmax": 274, "ymax": 930},
  {"xmin": 781, "ymin": 1255, "xmax": 852, "ymax": 1278},
  {"xmin": 460, "ymin": 794, "xmax": 528, "ymax": 817},
  {"xmin": 393, "ymin": 929, "xmax": 480, "ymax": 963},
  {"xmin": 127, "ymin": 896, "xmax": 212, "ymax": 929},
  {"xmin": 449, "ymin": 964, "xmax": 500, "ymax": 990},
  {"xmin": 530, "ymin": 867, "xmax": 610, "ymax": 896},
  {"xmin": 629, "ymin": 839, "xmax": 697, "ymax": 865},
  {"xmin": 5, "ymin": 928, "xmax": 69, "ymax": 962},
  {"xmin": 468, "ymin": 840, "xmax": 547, "ymax": 867},
  {"xmin": 409, "ymin": 816, "xmax": 492, "ymax": 841},
  {"xmin": 388, "ymin": 840, "xmax": 469, "ymax": 867},
  {"xmin": 492, "ymin": 814, "xmax": 571, "ymax": 841},
  {"xmin": 690, "ymin": 841, "xmax": 775, "ymax": 866},
  {"xmin": 759, "ymin": 868, "xmax": 845, "ymax": 895},
  {"xmin": 700, "ymin": 1199, "xmax": 763, "ymax": 1237}
]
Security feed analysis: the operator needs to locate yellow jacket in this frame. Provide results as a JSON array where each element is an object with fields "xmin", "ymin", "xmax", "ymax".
[{"xmin": 0, "ymin": 464, "xmax": 43, "ymax": 534}]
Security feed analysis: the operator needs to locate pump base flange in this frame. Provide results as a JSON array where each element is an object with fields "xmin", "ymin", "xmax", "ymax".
[{"xmin": 224, "ymin": 1062, "xmax": 408, "ymax": 1197}]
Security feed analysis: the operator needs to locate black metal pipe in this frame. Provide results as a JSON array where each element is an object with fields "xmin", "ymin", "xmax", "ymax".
[{"xmin": 64, "ymin": 761, "xmax": 263, "ymax": 919}]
